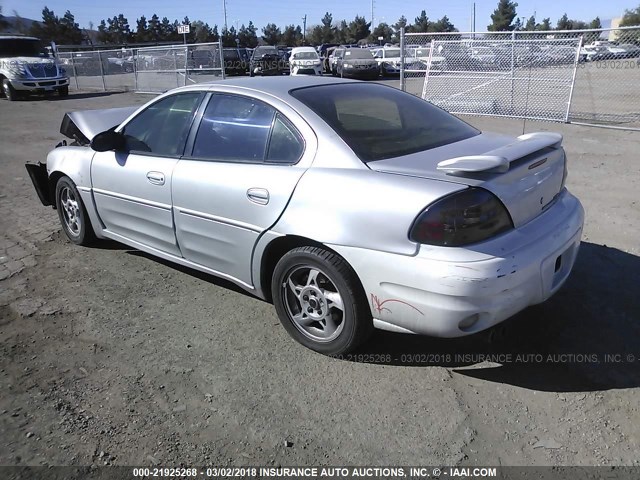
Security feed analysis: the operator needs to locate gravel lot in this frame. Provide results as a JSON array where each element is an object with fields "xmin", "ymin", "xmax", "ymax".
[{"xmin": 0, "ymin": 89, "xmax": 639, "ymax": 469}]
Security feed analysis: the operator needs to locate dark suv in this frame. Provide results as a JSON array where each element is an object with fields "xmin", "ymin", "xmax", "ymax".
[{"xmin": 249, "ymin": 46, "xmax": 288, "ymax": 76}]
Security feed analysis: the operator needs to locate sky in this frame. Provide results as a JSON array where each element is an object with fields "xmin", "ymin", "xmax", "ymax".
[{"xmin": 2, "ymin": 0, "xmax": 636, "ymax": 33}]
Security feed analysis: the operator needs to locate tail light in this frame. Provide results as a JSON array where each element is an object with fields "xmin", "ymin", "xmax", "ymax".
[{"xmin": 409, "ymin": 187, "xmax": 513, "ymax": 247}]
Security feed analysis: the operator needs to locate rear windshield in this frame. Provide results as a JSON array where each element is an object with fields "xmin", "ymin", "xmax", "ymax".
[{"xmin": 290, "ymin": 83, "xmax": 479, "ymax": 162}]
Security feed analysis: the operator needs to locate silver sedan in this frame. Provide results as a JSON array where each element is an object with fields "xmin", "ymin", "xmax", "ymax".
[{"xmin": 26, "ymin": 77, "xmax": 584, "ymax": 355}]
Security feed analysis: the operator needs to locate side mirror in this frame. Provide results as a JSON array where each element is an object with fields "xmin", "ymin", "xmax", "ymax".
[{"xmin": 91, "ymin": 130, "xmax": 126, "ymax": 152}]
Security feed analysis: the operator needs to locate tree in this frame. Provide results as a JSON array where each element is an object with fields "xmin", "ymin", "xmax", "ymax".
[
  {"xmin": 334, "ymin": 20, "xmax": 349, "ymax": 44},
  {"xmin": 221, "ymin": 26, "xmax": 238, "ymax": 47},
  {"xmin": 620, "ymin": 6, "xmax": 640, "ymax": 27},
  {"xmin": 370, "ymin": 22, "xmax": 393, "ymax": 44},
  {"xmin": 59, "ymin": 10, "xmax": 83, "ymax": 44},
  {"xmin": 319, "ymin": 12, "xmax": 335, "ymax": 43},
  {"xmin": 556, "ymin": 13, "xmax": 572, "ymax": 30},
  {"xmin": 261, "ymin": 23, "xmax": 281, "ymax": 45},
  {"xmin": 0, "ymin": 6, "xmax": 9, "ymax": 31},
  {"xmin": 430, "ymin": 16, "xmax": 456, "ymax": 32},
  {"xmin": 238, "ymin": 21, "xmax": 258, "ymax": 47},
  {"xmin": 393, "ymin": 15, "xmax": 409, "ymax": 35},
  {"xmin": 135, "ymin": 16, "xmax": 149, "ymax": 43},
  {"xmin": 30, "ymin": 7, "xmax": 83, "ymax": 44},
  {"xmin": 97, "ymin": 19, "xmax": 111, "ymax": 43},
  {"xmin": 281, "ymin": 24, "xmax": 303, "ymax": 46},
  {"xmin": 524, "ymin": 15, "xmax": 536, "ymax": 31},
  {"xmin": 148, "ymin": 14, "xmax": 161, "ymax": 42},
  {"xmin": 413, "ymin": 10, "xmax": 430, "ymax": 33},
  {"xmin": 160, "ymin": 17, "xmax": 174, "ymax": 41},
  {"xmin": 345, "ymin": 15, "xmax": 371, "ymax": 44},
  {"xmin": 589, "ymin": 17, "xmax": 602, "ymax": 29},
  {"xmin": 191, "ymin": 20, "xmax": 212, "ymax": 43},
  {"xmin": 488, "ymin": 0, "xmax": 518, "ymax": 31},
  {"xmin": 536, "ymin": 17, "xmax": 551, "ymax": 31},
  {"xmin": 106, "ymin": 14, "xmax": 131, "ymax": 44}
]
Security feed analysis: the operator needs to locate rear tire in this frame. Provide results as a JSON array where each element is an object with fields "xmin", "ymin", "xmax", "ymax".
[
  {"xmin": 272, "ymin": 246, "xmax": 373, "ymax": 355},
  {"xmin": 58, "ymin": 86, "xmax": 69, "ymax": 97},
  {"xmin": 55, "ymin": 176, "xmax": 96, "ymax": 246}
]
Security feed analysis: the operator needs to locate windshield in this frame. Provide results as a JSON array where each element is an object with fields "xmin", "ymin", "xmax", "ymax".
[
  {"xmin": 292, "ymin": 52, "xmax": 318, "ymax": 60},
  {"xmin": 254, "ymin": 47, "xmax": 277, "ymax": 56},
  {"xmin": 0, "ymin": 38, "xmax": 48, "ymax": 58},
  {"xmin": 344, "ymin": 49, "xmax": 374, "ymax": 59},
  {"xmin": 291, "ymin": 83, "xmax": 479, "ymax": 162}
]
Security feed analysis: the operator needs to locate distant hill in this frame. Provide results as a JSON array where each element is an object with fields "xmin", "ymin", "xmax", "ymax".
[{"xmin": 0, "ymin": 15, "xmax": 41, "ymax": 34}]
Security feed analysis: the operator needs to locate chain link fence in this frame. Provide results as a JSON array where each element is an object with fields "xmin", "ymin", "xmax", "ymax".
[
  {"xmin": 400, "ymin": 26, "xmax": 640, "ymax": 130},
  {"xmin": 58, "ymin": 41, "xmax": 225, "ymax": 94},
  {"xmin": 58, "ymin": 48, "xmax": 136, "ymax": 92}
]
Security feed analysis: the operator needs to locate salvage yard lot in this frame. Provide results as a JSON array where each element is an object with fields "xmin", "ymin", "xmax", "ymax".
[{"xmin": 0, "ymin": 89, "xmax": 639, "ymax": 467}]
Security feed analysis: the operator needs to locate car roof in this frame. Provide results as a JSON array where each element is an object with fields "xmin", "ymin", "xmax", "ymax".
[
  {"xmin": 291, "ymin": 46, "xmax": 317, "ymax": 53},
  {"xmin": 173, "ymin": 76, "xmax": 359, "ymax": 97}
]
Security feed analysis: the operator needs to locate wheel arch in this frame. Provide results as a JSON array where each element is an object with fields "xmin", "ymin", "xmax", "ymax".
[{"xmin": 257, "ymin": 234, "xmax": 365, "ymax": 304}]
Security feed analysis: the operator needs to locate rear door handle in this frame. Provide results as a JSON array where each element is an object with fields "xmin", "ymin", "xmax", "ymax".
[
  {"xmin": 247, "ymin": 188, "xmax": 269, "ymax": 205},
  {"xmin": 146, "ymin": 171, "xmax": 165, "ymax": 185}
]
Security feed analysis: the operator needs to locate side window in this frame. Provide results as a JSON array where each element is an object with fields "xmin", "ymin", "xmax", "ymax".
[
  {"xmin": 121, "ymin": 93, "xmax": 202, "ymax": 156},
  {"xmin": 266, "ymin": 115, "xmax": 304, "ymax": 164},
  {"xmin": 192, "ymin": 94, "xmax": 275, "ymax": 162}
]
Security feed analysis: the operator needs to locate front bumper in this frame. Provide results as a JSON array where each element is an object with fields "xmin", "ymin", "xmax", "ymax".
[
  {"xmin": 291, "ymin": 64, "xmax": 322, "ymax": 75},
  {"xmin": 9, "ymin": 77, "xmax": 69, "ymax": 92},
  {"xmin": 341, "ymin": 66, "xmax": 379, "ymax": 79},
  {"xmin": 331, "ymin": 189, "xmax": 584, "ymax": 337}
]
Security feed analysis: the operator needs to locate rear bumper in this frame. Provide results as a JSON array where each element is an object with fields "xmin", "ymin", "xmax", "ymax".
[
  {"xmin": 10, "ymin": 77, "xmax": 69, "ymax": 92},
  {"xmin": 331, "ymin": 189, "xmax": 584, "ymax": 337}
]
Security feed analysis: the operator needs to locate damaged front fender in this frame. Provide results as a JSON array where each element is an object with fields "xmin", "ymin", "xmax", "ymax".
[{"xmin": 25, "ymin": 162, "xmax": 52, "ymax": 206}]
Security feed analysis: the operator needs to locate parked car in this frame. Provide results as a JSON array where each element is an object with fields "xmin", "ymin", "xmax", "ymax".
[
  {"xmin": 289, "ymin": 47, "xmax": 323, "ymax": 76},
  {"xmin": 249, "ymin": 46, "xmax": 288, "ymax": 76},
  {"xmin": 371, "ymin": 47, "xmax": 423, "ymax": 76},
  {"xmin": 328, "ymin": 47, "xmax": 345, "ymax": 75},
  {"xmin": 222, "ymin": 48, "xmax": 247, "ymax": 76},
  {"xmin": 26, "ymin": 77, "xmax": 584, "ymax": 355},
  {"xmin": 0, "ymin": 35, "xmax": 69, "ymax": 100},
  {"xmin": 336, "ymin": 47, "xmax": 379, "ymax": 79}
]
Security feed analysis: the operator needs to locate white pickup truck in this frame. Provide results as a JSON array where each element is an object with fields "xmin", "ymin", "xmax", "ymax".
[{"xmin": 0, "ymin": 35, "xmax": 69, "ymax": 101}]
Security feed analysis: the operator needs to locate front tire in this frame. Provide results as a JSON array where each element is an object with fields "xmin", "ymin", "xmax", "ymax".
[
  {"xmin": 55, "ymin": 176, "xmax": 96, "ymax": 246},
  {"xmin": 272, "ymin": 246, "xmax": 372, "ymax": 355},
  {"xmin": 58, "ymin": 86, "xmax": 69, "ymax": 97},
  {"xmin": 2, "ymin": 79, "xmax": 19, "ymax": 101}
]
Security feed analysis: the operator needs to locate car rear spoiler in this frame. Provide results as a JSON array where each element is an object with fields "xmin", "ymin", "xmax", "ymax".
[
  {"xmin": 60, "ymin": 106, "xmax": 138, "ymax": 145},
  {"xmin": 437, "ymin": 132, "xmax": 563, "ymax": 174}
]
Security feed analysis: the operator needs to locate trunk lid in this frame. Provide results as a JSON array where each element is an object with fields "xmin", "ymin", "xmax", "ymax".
[{"xmin": 369, "ymin": 131, "xmax": 566, "ymax": 228}]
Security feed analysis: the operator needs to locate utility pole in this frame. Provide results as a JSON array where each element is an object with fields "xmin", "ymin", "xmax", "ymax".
[
  {"xmin": 223, "ymin": 0, "xmax": 228, "ymax": 32},
  {"xmin": 371, "ymin": 0, "xmax": 374, "ymax": 29},
  {"xmin": 302, "ymin": 14, "xmax": 307, "ymax": 43}
]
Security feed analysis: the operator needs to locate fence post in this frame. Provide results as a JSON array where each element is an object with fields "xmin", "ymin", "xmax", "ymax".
[
  {"xmin": 219, "ymin": 39, "xmax": 226, "ymax": 79},
  {"xmin": 98, "ymin": 50, "xmax": 107, "ymax": 91},
  {"xmin": 510, "ymin": 30, "xmax": 515, "ymax": 115},
  {"xmin": 70, "ymin": 54, "xmax": 79, "ymax": 90},
  {"xmin": 399, "ymin": 27, "xmax": 405, "ymax": 91},
  {"xmin": 565, "ymin": 35, "xmax": 583, "ymax": 123},
  {"xmin": 421, "ymin": 39, "xmax": 435, "ymax": 100},
  {"xmin": 184, "ymin": 45, "xmax": 189, "ymax": 86},
  {"xmin": 133, "ymin": 48, "xmax": 138, "ymax": 92},
  {"xmin": 173, "ymin": 49, "xmax": 179, "ymax": 88}
]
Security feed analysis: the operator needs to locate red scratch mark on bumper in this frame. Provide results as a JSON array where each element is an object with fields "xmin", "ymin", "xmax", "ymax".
[{"xmin": 370, "ymin": 294, "xmax": 424, "ymax": 316}]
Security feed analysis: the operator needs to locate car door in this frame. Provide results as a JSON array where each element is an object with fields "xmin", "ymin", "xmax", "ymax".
[
  {"xmin": 91, "ymin": 91, "xmax": 203, "ymax": 256},
  {"xmin": 172, "ymin": 93, "xmax": 310, "ymax": 287}
]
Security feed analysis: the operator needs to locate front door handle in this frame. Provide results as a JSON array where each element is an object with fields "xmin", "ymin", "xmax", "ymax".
[
  {"xmin": 146, "ymin": 171, "xmax": 165, "ymax": 185},
  {"xmin": 247, "ymin": 188, "xmax": 269, "ymax": 205}
]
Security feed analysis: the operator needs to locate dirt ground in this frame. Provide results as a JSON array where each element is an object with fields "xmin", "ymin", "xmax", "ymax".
[{"xmin": 0, "ymin": 89, "xmax": 639, "ymax": 470}]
